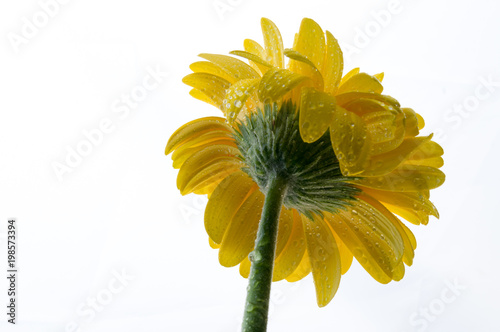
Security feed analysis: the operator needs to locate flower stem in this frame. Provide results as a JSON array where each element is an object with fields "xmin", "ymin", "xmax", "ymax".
[{"xmin": 242, "ymin": 174, "xmax": 287, "ymax": 332}]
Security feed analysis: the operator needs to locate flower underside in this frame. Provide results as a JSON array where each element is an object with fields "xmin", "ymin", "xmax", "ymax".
[
  {"xmin": 235, "ymin": 101, "xmax": 360, "ymax": 219},
  {"xmin": 165, "ymin": 17, "xmax": 446, "ymax": 311}
]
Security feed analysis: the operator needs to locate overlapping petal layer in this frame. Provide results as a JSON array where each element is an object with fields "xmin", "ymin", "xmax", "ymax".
[{"xmin": 166, "ymin": 17, "xmax": 445, "ymax": 307}]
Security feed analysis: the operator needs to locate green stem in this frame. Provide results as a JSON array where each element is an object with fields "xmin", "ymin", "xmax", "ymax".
[{"xmin": 242, "ymin": 174, "xmax": 287, "ymax": 332}]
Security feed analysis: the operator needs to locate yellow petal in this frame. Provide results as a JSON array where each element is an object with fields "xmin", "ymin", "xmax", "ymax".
[
  {"xmin": 363, "ymin": 111, "xmax": 397, "ymax": 141},
  {"xmin": 361, "ymin": 187, "xmax": 433, "ymax": 226},
  {"xmin": 299, "ymin": 88, "xmax": 336, "ymax": 143},
  {"xmin": 285, "ymin": 248, "xmax": 311, "ymax": 282},
  {"xmin": 392, "ymin": 262, "xmax": 405, "ymax": 281},
  {"xmin": 205, "ymin": 171, "xmax": 257, "ymax": 243},
  {"xmin": 323, "ymin": 31, "xmax": 343, "ymax": 94},
  {"xmin": 337, "ymin": 73, "xmax": 383, "ymax": 95},
  {"xmin": 230, "ymin": 50, "xmax": 272, "ymax": 69},
  {"xmin": 302, "ymin": 214, "xmax": 341, "ymax": 307},
  {"xmin": 339, "ymin": 67, "xmax": 360, "ymax": 86},
  {"xmin": 273, "ymin": 209, "xmax": 306, "ymax": 281},
  {"xmin": 331, "ymin": 228, "xmax": 353, "ymax": 275},
  {"xmin": 172, "ymin": 138, "xmax": 236, "ymax": 169},
  {"xmin": 181, "ymin": 157, "xmax": 242, "ymax": 195},
  {"xmin": 374, "ymin": 72, "xmax": 384, "ymax": 82},
  {"xmin": 348, "ymin": 200, "xmax": 405, "ymax": 273},
  {"xmin": 189, "ymin": 88, "xmax": 218, "ymax": 107},
  {"xmin": 398, "ymin": 219, "xmax": 417, "ymax": 250},
  {"xmin": 408, "ymin": 140, "xmax": 444, "ymax": 160},
  {"xmin": 342, "ymin": 97, "xmax": 406, "ymax": 156},
  {"xmin": 165, "ymin": 117, "xmax": 230, "ymax": 155},
  {"xmin": 325, "ymin": 199, "xmax": 406, "ymax": 282},
  {"xmin": 209, "ymin": 237, "xmax": 220, "ymax": 249},
  {"xmin": 261, "ymin": 18, "xmax": 284, "ymax": 68},
  {"xmin": 293, "ymin": 18, "xmax": 326, "ymax": 72},
  {"xmin": 416, "ymin": 113, "xmax": 425, "ymax": 130},
  {"xmin": 285, "ymin": 48, "xmax": 324, "ymax": 90},
  {"xmin": 219, "ymin": 189, "xmax": 265, "ymax": 267},
  {"xmin": 198, "ymin": 53, "xmax": 259, "ymax": 80},
  {"xmin": 171, "ymin": 128, "xmax": 234, "ymax": 153},
  {"xmin": 238, "ymin": 92, "xmax": 261, "ymax": 120},
  {"xmin": 288, "ymin": 79, "xmax": 311, "ymax": 107},
  {"xmin": 329, "ymin": 106, "xmax": 371, "ymax": 176},
  {"xmin": 258, "ymin": 68, "xmax": 308, "ymax": 103},
  {"xmin": 190, "ymin": 61, "xmax": 237, "ymax": 84},
  {"xmin": 359, "ymin": 187, "xmax": 439, "ymax": 218},
  {"xmin": 195, "ymin": 181, "xmax": 221, "ymax": 197},
  {"xmin": 343, "ymin": 98, "xmax": 405, "ymax": 155},
  {"xmin": 222, "ymin": 78, "xmax": 260, "ymax": 122},
  {"xmin": 342, "ymin": 96, "xmax": 400, "ymax": 117},
  {"xmin": 244, "ymin": 39, "xmax": 266, "ymax": 57},
  {"xmin": 383, "ymin": 203, "xmax": 430, "ymax": 225},
  {"xmin": 177, "ymin": 144, "xmax": 240, "ymax": 192},
  {"xmin": 240, "ymin": 208, "xmax": 294, "ymax": 279},
  {"xmin": 354, "ymin": 164, "xmax": 446, "ymax": 192},
  {"xmin": 241, "ymin": 39, "xmax": 270, "ymax": 75},
  {"xmin": 336, "ymin": 92, "xmax": 400, "ymax": 109},
  {"xmin": 405, "ymin": 157, "xmax": 444, "ymax": 168},
  {"xmin": 358, "ymin": 194, "xmax": 415, "ymax": 267},
  {"xmin": 402, "ymin": 108, "xmax": 420, "ymax": 137},
  {"xmin": 239, "ymin": 256, "xmax": 251, "ymax": 278},
  {"xmin": 275, "ymin": 208, "xmax": 294, "ymax": 259},
  {"xmin": 171, "ymin": 129, "xmax": 235, "ymax": 167},
  {"xmin": 182, "ymin": 73, "xmax": 231, "ymax": 108},
  {"xmin": 324, "ymin": 211, "xmax": 392, "ymax": 284},
  {"xmin": 360, "ymin": 135, "xmax": 432, "ymax": 177}
]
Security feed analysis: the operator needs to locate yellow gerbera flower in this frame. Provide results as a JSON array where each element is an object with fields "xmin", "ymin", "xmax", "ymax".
[{"xmin": 166, "ymin": 17, "xmax": 444, "ymax": 326}]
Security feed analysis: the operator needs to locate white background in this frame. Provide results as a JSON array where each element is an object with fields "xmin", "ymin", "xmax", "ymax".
[{"xmin": 1, "ymin": 0, "xmax": 499, "ymax": 331}]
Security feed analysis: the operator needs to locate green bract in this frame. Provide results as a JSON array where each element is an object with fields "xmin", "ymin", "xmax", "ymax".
[{"xmin": 234, "ymin": 101, "xmax": 360, "ymax": 219}]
